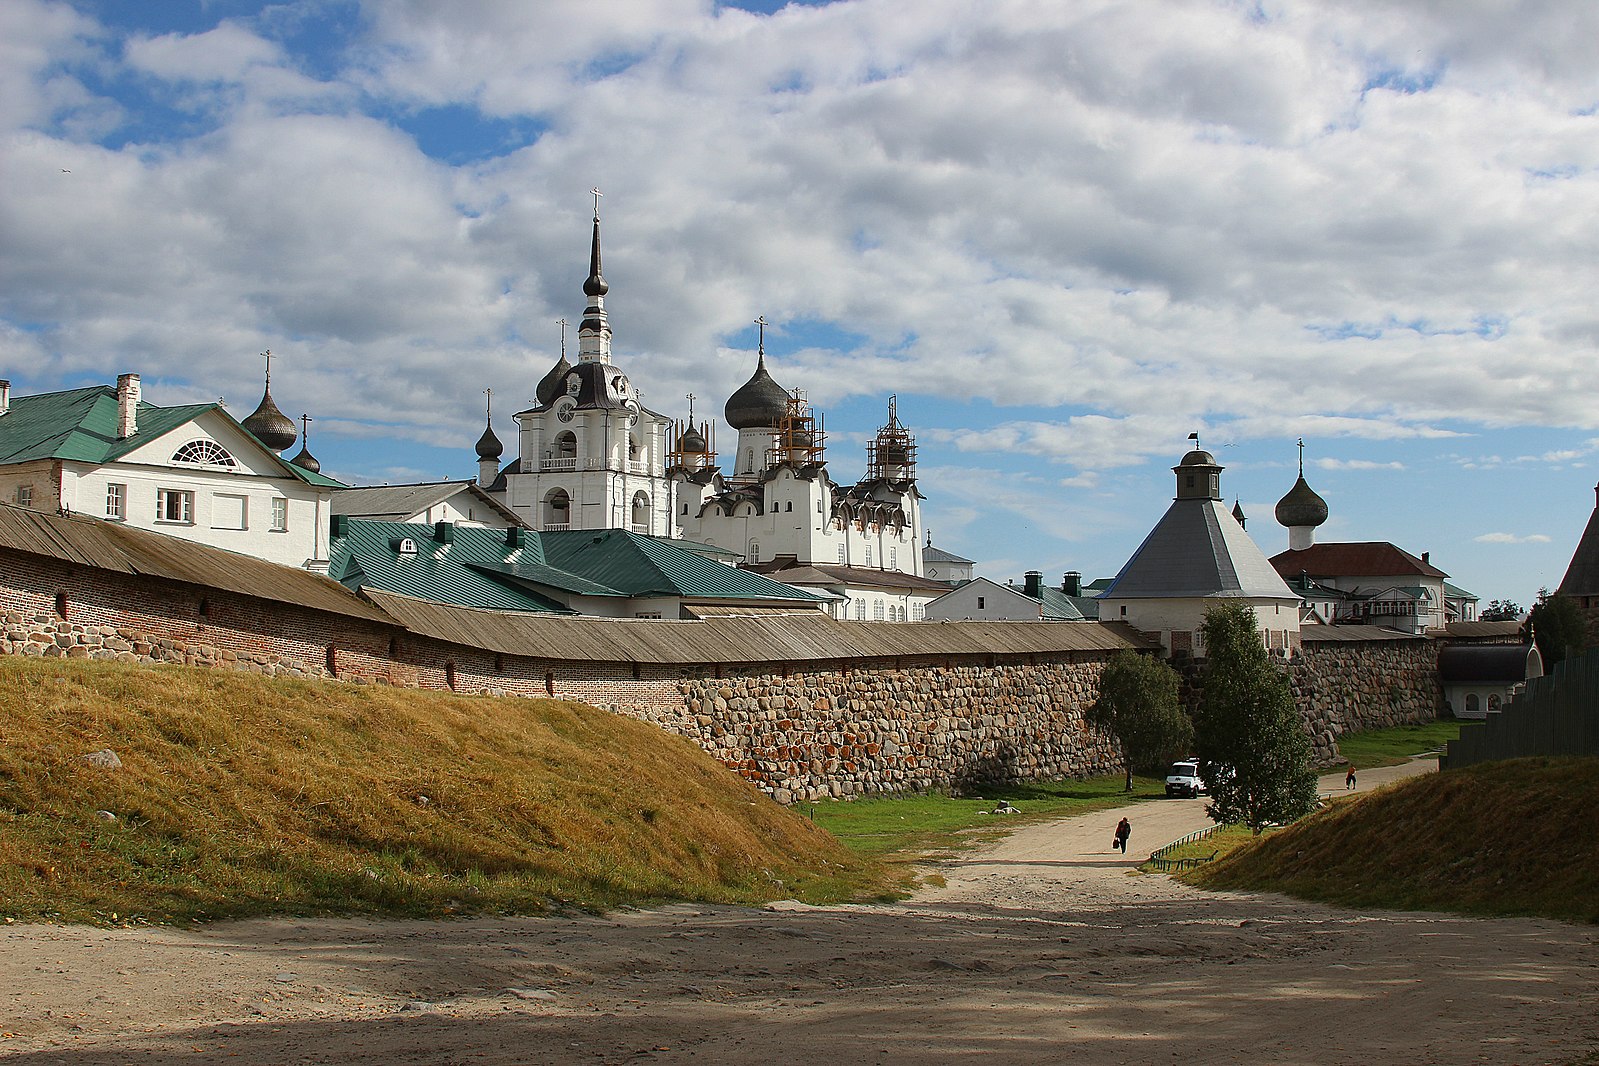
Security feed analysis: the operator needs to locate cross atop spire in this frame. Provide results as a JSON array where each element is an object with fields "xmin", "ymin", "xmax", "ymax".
[
  {"xmin": 262, "ymin": 349, "xmax": 273, "ymax": 386},
  {"xmin": 485, "ymin": 387, "xmax": 492, "ymax": 419},
  {"xmin": 1297, "ymin": 437, "xmax": 1305, "ymax": 477},
  {"xmin": 591, "ymin": 186, "xmax": 602, "ymax": 220},
  {"xmin": 754, "ymin": 315, "xmax": 767, "ymax": 358},
  {"xmin": 686, "ymin": 392, "xmax": 697, "ymax": 422}
]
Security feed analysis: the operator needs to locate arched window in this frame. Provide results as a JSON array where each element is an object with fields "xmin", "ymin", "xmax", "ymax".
[
  {"xmin": 543, "ymin": 488, "xmax": 572, "ymax": 529},
  {"xmin": 1487, "ymin": 693, "xmax": 1502, "ymax": 713},
  {"xmin": 631, "ymin": 491, "xmax": 650, "ymax": 533},
  {"xmin": 172, "ymin": 439, "xmax": 236, "ymax": 467},
  {"xmin": 748, "ymin": 540, "xmax": 759, "ymax": 562},
  {"xmin": 1465, "ymin": 693, "xmax": 1480, "ymax": 715},
  {"xmin": 554, "ymin": 431, "xmax": 577, "ymax": 459}
]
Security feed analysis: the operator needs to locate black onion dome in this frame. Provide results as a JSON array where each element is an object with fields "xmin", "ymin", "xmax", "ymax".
[
  {"xmin": 243, "ymin": 388, "xmax": 297, "ymax": 453},
  {"xmin": 678, "ymin": 424, "xmax": 708, "ymax": 453},
  {"xmin": 582, "ymin": 215, "xmax": 608, "ymax": 297},
  {"xmin": 535, "ymin": 353, "xmax": 573, "ymax": 407},
  {"xmin": 476, "ymin": 420, "xmax": 503, "ymax": 460},
  {"xmin": 724, "ymin": 354, "xmax": 789, "ymax": 430},
  {"xmin": 1275, "ymin": 475, "xmax": 1329, "ymax": 528},
  {"xmin": 287, "ymin": 442, "xmax": 320, "ymax": 474}
]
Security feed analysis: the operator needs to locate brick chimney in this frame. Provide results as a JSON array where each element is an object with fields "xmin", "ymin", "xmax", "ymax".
[
  {"xmin": 1024, "ymin": 570, "xmax": 1043, "ymax": 598},
  {"xmin": 0, "ymin": 380, "xmax": 9, "ymax": 417},
  {"xmin": 116, "ymin": 374, "xmax": 140, "ymax": 439}
]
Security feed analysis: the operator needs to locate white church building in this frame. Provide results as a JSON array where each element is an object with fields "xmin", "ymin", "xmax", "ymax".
[
  {"xmin": 480, "ymin": 211, "xmax": 676, "ymax": 537},
  {"xmin": 476, "ymin": 211, "xmax": 939, "ymax": 621}
]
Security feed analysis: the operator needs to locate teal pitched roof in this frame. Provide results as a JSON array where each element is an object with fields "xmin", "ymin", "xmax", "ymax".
[
  {"xmin": 328, "ymin": 520, "xmax": 571, "ymax": 613},
  {"xmin": 0, "ymin": 383, "xmax": 344, "ymax": 487},
  {"xmin": 540, "ymin": 529, "xmax": 828, "ymax": 601},
  {"xmin": 328, "ymin": 520, "xmax": 825, "ymax": 614}
]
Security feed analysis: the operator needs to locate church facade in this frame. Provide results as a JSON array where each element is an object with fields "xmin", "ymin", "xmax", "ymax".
[{"xmin": 480, "ymin": 212, "xmax": 676, "ymax": 537}]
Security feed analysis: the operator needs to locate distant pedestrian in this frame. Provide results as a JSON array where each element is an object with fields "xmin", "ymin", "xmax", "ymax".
[
  {"xmin": 1345, "ymin": 766, "xmax": 1357, "ymax": 791},
  {"xmin": 1114, "ymin": 817, "xmax": 1131, "ymax": 854}
]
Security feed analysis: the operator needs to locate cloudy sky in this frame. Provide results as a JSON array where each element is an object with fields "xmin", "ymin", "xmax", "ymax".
[{"xmin": 4, "ymin": 0, "xmax": 1597, "ymax": 607}]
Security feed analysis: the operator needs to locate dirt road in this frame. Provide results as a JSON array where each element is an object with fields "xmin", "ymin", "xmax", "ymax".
[{"xmin": 3, "ymin": 758, "xmax": 1595, "ymax": 1065}]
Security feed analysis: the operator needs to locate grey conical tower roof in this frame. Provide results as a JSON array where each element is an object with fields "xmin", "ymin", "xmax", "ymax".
[{"xmin": 1558, "ymin": 483, "xmax": 1599, "ymax": 597}]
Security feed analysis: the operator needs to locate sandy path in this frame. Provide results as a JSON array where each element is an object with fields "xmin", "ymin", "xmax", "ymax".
[{"xmin": 3, "ymin": 758, "xmax": 1596, "ymax": 1065}]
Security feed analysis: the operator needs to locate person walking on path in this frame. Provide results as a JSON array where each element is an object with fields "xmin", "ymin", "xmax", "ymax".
[
  {"xmin": 1114, "ymin": 817, "xmax": 1132, "ymax": 854},
  {"xmin": 1346, "ymin": 766, "xmax": 1357, "ymax": 790}
]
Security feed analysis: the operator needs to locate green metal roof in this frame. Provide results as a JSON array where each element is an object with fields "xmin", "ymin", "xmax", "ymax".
[
  {"xmin": 327, "ymin": 520, "xmax": 571, "ymax": 613},
  {"xmin": 328, "ymin": 520, "xmax": 825, "ymax": 613},
  {"xmin": 0, "ymin": 384, "xmax": 344, "ymax": 487},
  {"xmin": 540, "ymin": 528, "xmax": 828, "ymax": 601}
]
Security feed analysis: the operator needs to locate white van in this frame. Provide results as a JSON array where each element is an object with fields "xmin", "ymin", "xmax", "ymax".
[{"xmin": 1165, "ymin": 760, "xmax": 1205, "ymax": 798}]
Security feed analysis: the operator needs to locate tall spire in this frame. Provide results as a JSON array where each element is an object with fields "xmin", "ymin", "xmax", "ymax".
[{"xmin": 578, "ymin": 187, "xmax": 612, "ymax": 364}]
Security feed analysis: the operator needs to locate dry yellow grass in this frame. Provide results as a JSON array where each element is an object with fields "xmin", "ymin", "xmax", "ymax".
[
  {"xmin": 1188, "ymin": 757, "xmax": 1599, "ymax": 923},
  {"xmin": 0, "ymin": 656, "xmax": 885, "ymax": 923}
]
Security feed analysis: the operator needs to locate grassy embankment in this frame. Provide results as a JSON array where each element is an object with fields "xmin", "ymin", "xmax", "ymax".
[
  {"xmin": 1335, "ymin": 719, "xmax": 1460, "ymax": 769},
  {"xmin": 0, "ymin": 656, "xmax": 892, "ymax": 925},
  {"xmin": 810, "ymin": 774, "xmax": 1166, "ymax": 884},
  {"xmin": 1185, "ymin": 756, "xmax": 1599, "ymax": 923}
]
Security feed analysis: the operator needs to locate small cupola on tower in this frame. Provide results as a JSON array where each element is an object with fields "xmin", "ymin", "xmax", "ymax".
[
  {"xmin": 242, "ymin": 349, "xmax": 297, "ymax": 454},
  {"xmin": 668, "ymin": 393, "xmax": 718, "ymax": 474},
  {"xmin": 476, "ymin": 388, "xmax": 503, "ymax": 488},
  {"xmin": 576, "ymin": 188, "xmax": 612, "ymax": 365},
  {"xmin": 866, "ymin": 395, "xmax": 916, "ymax": 482},
  {"xmin": 1173, "ymin": 433, "xmax": 1222, "ymax": 501},
  {"xmin": 535, "ymin": 320, "xmax": 574, "ymax": 408},
  {"xmin": 287, "ymin": 414, "xmax": 321, "ymax": 473},
  {"xmin": 1275, "ymin": 438, "xmax": 1329, "ymax": 550}
]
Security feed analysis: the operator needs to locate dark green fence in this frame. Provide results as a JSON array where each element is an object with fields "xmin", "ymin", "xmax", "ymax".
[{"xmin": 1444, "ymin": 647, "xmax": 1599, "ymax": 768}]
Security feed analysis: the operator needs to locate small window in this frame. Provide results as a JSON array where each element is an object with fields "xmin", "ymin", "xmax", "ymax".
[
  {"xmin": 873, "ymin": 600, "xmax": 885, "ymax": 621},
  {"xmin": 864, "ymin": 544, "xmax": 872, "ymax": 567},
  {"xmin": 854, "ymin": 599, "xmax": 866, "ymax": 620},
  {"xmin": 156, "ymin": 488, "xmax": 194, "ymax": 524},
  {"xmin": 786, "ymin": 501, "xmax": 793, "ymax": 512},
  {"xmin": 1465, "ymin": 693, "xmax": 1480, "ymax": 715},
  {"xmin": 271, "ymin": 498, "xmax": 288, "ymax": 532},
  {"xmin": 171, "ymin": 439, "xmax": 236, "ymax": 467},
  {"xmin": 890, "ymin": 546, "xmax": 897, "ymax": 570},
  {"xmin": 748, "ymin": 541, "xmax": 759, "ymax": 562},
  {"xmin": 15, "ymin": 486, "xmax": 32, "ymax": 507},
  {"xmin": 837, "ymin": 542, "xmax": 846, "ymax": 564},
  {"xmin": 681, "ymin": 503, "xmax": 688, "ymax": 515},
  {"xmin": 977, "ymin": 596, "xmax": 985, "ymax": 610},
  {"xmin": 105, "ymin": 483, "xmax": 126, "ymax": 520}
]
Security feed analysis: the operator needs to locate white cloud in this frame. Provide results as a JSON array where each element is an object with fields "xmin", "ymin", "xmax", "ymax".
[
  {"xmin": 1313, "ymin": 458, "xmax": 1406, "ymax": 471},
  {"xmin": 1475, "ymin": 532, "xmax": 1553, "ymax": 545}
]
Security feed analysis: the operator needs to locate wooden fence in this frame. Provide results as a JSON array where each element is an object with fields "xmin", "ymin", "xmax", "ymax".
[{"xmin": 1443, "ymin": 646, "xmax": 1599, "ymax": 768}]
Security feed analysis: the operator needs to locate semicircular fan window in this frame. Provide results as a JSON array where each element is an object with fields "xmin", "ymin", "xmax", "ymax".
[{"xmin": 171, "ymin": 439, "xmax": 237, "ymax": 468}]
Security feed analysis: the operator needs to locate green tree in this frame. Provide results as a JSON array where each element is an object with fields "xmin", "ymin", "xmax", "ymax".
[
  {"xmin": 1088, "ymin": 650, "xmax": 1192, "ymax": 791},
  {"xmin": 1525, "ymin": 588, "xmax": 1586, "ymax": 667},
  {"xmin": 1193, "ymin": 604, "xmax": 1318, "ymax": 834},
  {"xmin": 1480, "ymin": 599, "xmax": 1521, "ymax": 622}
]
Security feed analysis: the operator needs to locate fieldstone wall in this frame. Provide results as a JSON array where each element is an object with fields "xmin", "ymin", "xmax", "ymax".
[
  {"xmin": 631, "ymin": 658, "xmax": 1121, "ymax": 802},
  {"xmin": 1290, "ymin": 638, "xmax": 1443, "ymax": 762}
]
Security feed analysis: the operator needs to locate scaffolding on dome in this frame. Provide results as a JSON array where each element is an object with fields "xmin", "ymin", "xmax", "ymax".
[
  {"xmin": 766, "ymin": 390, "xmax": 826, "ymax": 468},
  {"xmin": 865, "ymin": 395, "xmax": 916, "ymax": 482}
]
